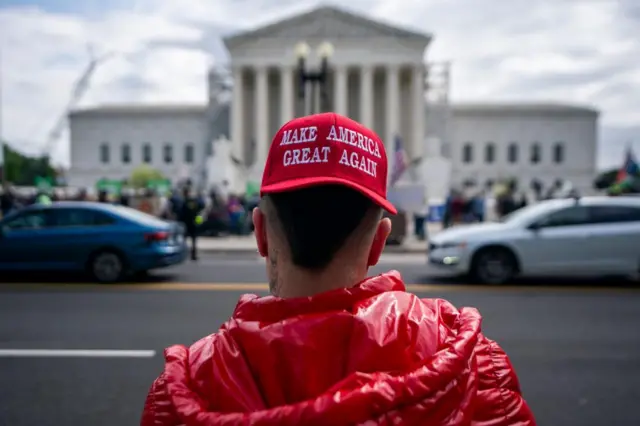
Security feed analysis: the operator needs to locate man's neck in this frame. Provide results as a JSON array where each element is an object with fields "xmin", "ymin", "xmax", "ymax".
[{"xmin": 273, "ymin": 266, "xmax": 365, "ymax": 298}]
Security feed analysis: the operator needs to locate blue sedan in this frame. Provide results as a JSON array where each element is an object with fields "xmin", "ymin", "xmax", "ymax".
[{"xmin": 0, "ymin": 201, "xmax": 187, "ymax": 283}]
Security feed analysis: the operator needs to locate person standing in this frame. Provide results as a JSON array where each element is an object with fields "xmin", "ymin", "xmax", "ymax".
[
  {"xmin": 97, "ymin": 189, "xmax": 109, "ymax": 203},
  {"xmin": 413, "ymin": 208, "xmax": 427, "ymax": 240},
  {"xmin": 178, "ymin": 186, "xmax": 203, "ymax": 261},
  {"xmin": 141, "ymin": 113, "xmax": 535, "ymax": 425},
  {"xmin": 472, "ymin": 190, "xmax": 486, "ymax": 222},
  {"xmin": 442, "ymin": 189, "xmax": 454, "ymax": 229},
  {"xmin": 119, "ymin": 189, "xmax": 131, "ymax": 207}
]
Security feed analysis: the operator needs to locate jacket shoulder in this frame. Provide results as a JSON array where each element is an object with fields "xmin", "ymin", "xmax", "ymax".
[
  {"xmin": 419, "ymin": 297, "xmax": 536, "ymax": 425},
  {"xmin": 472, "ymin": 333, "xmax": 536, "ymax": 425}
]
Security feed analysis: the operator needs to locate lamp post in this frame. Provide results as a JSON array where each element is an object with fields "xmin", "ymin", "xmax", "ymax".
[{"xmin": 295, "ymin": 41, "xmax": 334, "ymax": 114}]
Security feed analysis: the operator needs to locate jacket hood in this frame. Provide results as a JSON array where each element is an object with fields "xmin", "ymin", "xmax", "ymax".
[{"xmin": 149, "ymin": 272, "xmax": 521, "ymax": 425}]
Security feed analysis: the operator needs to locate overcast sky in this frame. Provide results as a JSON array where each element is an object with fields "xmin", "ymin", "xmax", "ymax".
[{"xmin": 0, "ymin": 0, "xmax": 639, "ymax": 169}]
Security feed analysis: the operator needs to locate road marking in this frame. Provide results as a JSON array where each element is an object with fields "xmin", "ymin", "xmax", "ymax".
[{"xmin": 0, "ymin": 349, "xmax": 156, "ymax": 358}]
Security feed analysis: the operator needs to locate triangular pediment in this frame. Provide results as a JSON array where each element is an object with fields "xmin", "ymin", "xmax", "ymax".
[{"xmin": 224, "ymin": 6, "xmax": 431, "ymax": 48}]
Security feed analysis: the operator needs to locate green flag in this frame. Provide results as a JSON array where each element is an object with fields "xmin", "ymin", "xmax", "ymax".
[
  {"xmin": 147, "ymin": 179, "xmax": 171, "ymax": 196},
  {"xmin": 96, "ymin": 178, "xmax": 122, "ymax": 195},
  {"xmin": 246, "ymin": 181, "xmax": 260, "ymax": 197},
  {"xmin": 34, "ymin": 176, "xmax": 54, "ymax": 192}
]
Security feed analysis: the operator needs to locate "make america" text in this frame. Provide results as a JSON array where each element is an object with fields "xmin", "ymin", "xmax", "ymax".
[{"xmin": 279, "ymin": 124, "xmax": 379, "ymax": 178}]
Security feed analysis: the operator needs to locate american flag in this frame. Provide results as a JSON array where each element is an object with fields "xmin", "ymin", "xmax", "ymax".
[{"xmin": 390, "ymin": 135, "xmax": 408, "ymax": 186}]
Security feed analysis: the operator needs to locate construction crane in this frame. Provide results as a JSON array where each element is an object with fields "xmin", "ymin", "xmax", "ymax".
[{"xmin": 43, "ymin": 45, "xmax": 113, "ymax": 158}]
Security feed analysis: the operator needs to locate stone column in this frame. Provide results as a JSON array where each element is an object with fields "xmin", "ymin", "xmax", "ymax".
[
  {"xmin": 280, "ymin": 66, "xmax": 294, "ymax": 125},
  {"xmin": 255, "ymin": 66, "xmax": 269, "ymax": 169},
  {"xmin": 385, "ymin": 64, "xmax": 400, "ymax": 183},
  {"xmin": 411, "ymin": 64, "xmax": 426, "ymax": 161},
  {"xmin": 359, "ymin": 66, "xmax": 374, "ymax": 128},
  {"xmin": 334, "ymin": 65, "xmax": 348, "ymax": 116},
  {"xmin": 231, "ymin": 66, "xmax": 245, "ymax": 167}
]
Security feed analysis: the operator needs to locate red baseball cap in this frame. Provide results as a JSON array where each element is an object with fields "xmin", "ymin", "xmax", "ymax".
[{"xmin": 260, "ymin": 112, "xmax": 397, "ymax": 214}]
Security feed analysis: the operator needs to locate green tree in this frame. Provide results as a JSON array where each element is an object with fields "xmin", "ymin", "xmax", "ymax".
[
  {"xmin": 1, "ymin": 142, "xmax": 56, "ymax": 186},
  {"xmin": 129, "ymin": 165, "xmax": 165, "ymax": 189}
]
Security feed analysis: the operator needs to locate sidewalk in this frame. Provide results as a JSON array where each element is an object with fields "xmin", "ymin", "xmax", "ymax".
[{"xmin": 198, "ymin": 223, "xmax": 442, "ymax": 254}]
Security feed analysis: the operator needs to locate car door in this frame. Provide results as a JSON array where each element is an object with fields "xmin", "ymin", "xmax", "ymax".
[
  {"xmin": 46, "ymin": 208, "xmax": 117, "ymax": 267},
  {"xmin": 518, "ymin": 205, "xmax": 596, "ymax": 275},
  {"xmin": 585, "ymin": 205, "xmax": 640, "ymax": 274},
  {"xmin": 0, "ymin": 209, "xmax": 56, "ymax": 268}
]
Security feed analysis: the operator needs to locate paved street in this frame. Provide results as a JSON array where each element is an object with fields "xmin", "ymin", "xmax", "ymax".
[
  {"xmin": 1, "ymin": 253, "xmax": 639, "ymax": 426},
  {"xmin": 2, "ymin": 251, "xmax": 634, "ymax": 287}
]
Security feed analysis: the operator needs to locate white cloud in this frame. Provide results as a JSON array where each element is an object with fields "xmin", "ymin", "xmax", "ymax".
[{"xmin": 0, "ymin": 0, "xmax": 638, "ymax": 169}]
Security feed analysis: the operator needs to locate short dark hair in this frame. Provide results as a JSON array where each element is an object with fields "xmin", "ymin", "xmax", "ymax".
[{"xmin": 262, "ymin": 185, "xmax": 382, "ymax": 270}]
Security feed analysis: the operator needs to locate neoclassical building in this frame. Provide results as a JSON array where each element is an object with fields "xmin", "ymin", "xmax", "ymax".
[{"xmin": 67, "ymin": 5, "xmax": 599, "ymax": 198}]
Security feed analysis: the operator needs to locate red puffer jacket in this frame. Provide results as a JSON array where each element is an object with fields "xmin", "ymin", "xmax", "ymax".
[{"xmin": 141, "ymin": 271, "xmax": 536, "ymax": 426}]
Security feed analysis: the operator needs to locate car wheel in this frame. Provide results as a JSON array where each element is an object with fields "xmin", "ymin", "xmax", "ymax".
[
  {"xmin": 90, "ymin": 251, "xmax": 125, "ymax": 283},
  {"xmin": 471, "ymin": 248, "xmax": 517, "ymax": 285}
]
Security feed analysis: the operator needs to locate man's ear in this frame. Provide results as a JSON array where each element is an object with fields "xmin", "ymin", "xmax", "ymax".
[
  {"xmin": 367, "ymin": 217, "xmax": 392, "ymax": 267},
  {"xmin": 253, "ymin": 207, "xmax": 268, "ymax": 257}
]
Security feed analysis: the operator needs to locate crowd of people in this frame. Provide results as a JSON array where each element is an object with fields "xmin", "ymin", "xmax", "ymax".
[
  {"xmin": 2, "ymin": 176, "xmax": 585, "ymax": 245},
  {"xmin": 160, "ymin": 185, "xmax": 258, "ymax": 260},
  {"xmin": 442, "ymin": 190, "xmax": 490, "ymax": 228},
  {"xmin": 440, "ymin": 178, "xmax": 582, "ymax": 229},
  {"xmin": 441, "ymin": 188, "xmax": 529, "ymax": 228}
]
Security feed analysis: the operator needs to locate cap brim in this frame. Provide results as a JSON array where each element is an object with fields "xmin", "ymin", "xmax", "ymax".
[{"xmin": 261, "ymin": 176, "xmax": 398, "ymax": 215}]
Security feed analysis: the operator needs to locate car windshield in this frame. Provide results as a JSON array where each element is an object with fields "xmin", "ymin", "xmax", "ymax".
[
  {"xmin": 111, "ymin": 205, "xmax": 168, "ymax": 227},
  {"xmin": 499, "ymin": 201, "xmax": 567, "ymax": 226}
]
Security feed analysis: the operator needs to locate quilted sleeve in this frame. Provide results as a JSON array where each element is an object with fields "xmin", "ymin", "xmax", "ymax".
[
  {"xmin": 140, "ymin": 372, "xmax": 183, "ymax": 426},
  {"xmin": 472, "ymin": 334, "xmax": 537, "ymax": 426}
]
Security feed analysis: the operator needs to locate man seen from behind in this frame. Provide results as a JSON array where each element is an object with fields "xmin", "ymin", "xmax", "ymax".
[
  {"xmin": 141, "ymin": 113, "xmax": 536, "ymax": 425},
  {"xmin": 178, "ymin": 186, "xmax": 203, "ymax": 261}
]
